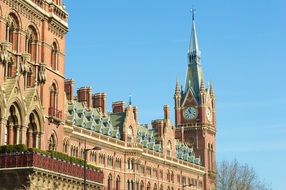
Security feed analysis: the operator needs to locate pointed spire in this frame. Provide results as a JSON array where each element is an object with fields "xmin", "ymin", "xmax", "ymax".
[
  {"xmin": 184, "ymin": 9, "xmax": 204, "ymax": 103},
  {"xmin": 175, "ymin": 78, "xmax": 181, "ymax": 95},
  {"xmin": 128, "ymin": 94, "xmax": 132, "ymax": 105},
  {"xmin": 188, "ymin": 8, "xmax": 200, "ymax": 56},
  {"xmin": 210, "ymin": 82, "xmax": 215, "ymax": 96}
]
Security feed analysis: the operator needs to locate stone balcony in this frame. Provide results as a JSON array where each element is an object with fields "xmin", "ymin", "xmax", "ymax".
[{"xmin": 0, "ymin": 152, "xmax": 103, "ymax": 189}]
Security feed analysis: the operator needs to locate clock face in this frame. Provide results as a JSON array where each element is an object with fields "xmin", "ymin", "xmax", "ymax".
[
  {"xmin": 206, "ymin": 108, "xmax": 212, "ymax": 122},
  {"xmin": 183, "ymin": 106, "xmax": 198, "ymax": 120}
]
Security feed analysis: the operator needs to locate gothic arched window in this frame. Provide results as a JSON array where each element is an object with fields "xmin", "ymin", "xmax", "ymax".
[
  {"xmin": 6, "ymin": 105, "xmax": 18, "ymax": 145},
  {"xmin": 116, "ymin": 175, "xmax": 120, "ymax": 190},
  {"xmin": 147, "ymin": 182, "xmax": 151, "ymax": 190},
  {"xmin": 107, "ymin": 174, "xmax": 112, "ymax": 190},
  {"xmin": 26, "ymin": 26, "xmax": 38, "ymax": 62},
  {"xmin": 6, "ymin": 14, "xmax": 19, "ymax": 51},
  {"xmin": 140, "ymin": 181, "xmax": 144, "ymax": 190},
  {"xmin": 153, "ymin": 184, "xmax": 158, "ymax": 190},
  {"xmin": 63, "ymin": 138, "xmax": 69, "ymax": 153},
  {"xmin": 51, "ymin": 42, "xmax": 58, "ymax": 70},
  {"xmin": 49, "ymin": 83, "xmax": 58, "ymax": 117},
  {"xmin": 48, "ymin": 132, "xmax": 57, "ymax": 151},
  {"xmin": 26, "ymin": 112, "xmax": 39, "ymax": 148}
]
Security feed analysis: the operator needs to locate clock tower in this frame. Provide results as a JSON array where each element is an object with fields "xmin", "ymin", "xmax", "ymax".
[{"xmin": 174, "ymin": 13, "xmax": 216, "ymax": 189}]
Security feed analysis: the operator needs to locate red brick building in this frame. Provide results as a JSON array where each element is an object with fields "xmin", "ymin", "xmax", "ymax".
[{"xmin": 0, "ymin": 0, "xmax": 216, "ymax": 189}]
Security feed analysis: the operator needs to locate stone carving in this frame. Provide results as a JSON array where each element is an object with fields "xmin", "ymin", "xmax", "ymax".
[
  {"xmin": 0, "ymin": 42, "xmax": 12, "ymax": 64},
  {"xmin": 20, "ymin": 53, "xmax": 31, "ymax": 74},
  {"xmin": 38, "ymin": 64, "xmax": 46, "ymax": 85}
]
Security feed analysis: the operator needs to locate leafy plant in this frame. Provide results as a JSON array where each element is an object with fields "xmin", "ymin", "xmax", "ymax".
[{"xmin": 0, "ymin": 145, "xmax": 100, "ymax": 171}]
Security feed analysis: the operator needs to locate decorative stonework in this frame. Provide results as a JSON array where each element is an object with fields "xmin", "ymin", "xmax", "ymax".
[
  {"xmin": 19, "ymin": 53, "xmax": 31, "ymax": 74},
  {"xmin": 1, "ymin": 0, "xmax": 68, "ymax": 37},
  {"xmin": 2, "ymin": 0, "xmax": 43, "ymax": 26},
  {"xmin": 0, "ymin": 153, "xmax": 103, "ymax": 190},
  {"xmin": 0, "ymin": 42, "xmax": 12, "ymax": 64},
  {"xmin": 38, "ymin": 63, "xmax": 46, "ymax": 85},
  {"xmin": 48, "ymin": 20, "xmax": 67, "ymax": 39}
]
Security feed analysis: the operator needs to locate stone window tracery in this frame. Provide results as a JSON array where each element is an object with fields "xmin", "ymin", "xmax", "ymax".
[{"xmin": 6, "ymin": 14, "xmax": 19, "ymax": 51}]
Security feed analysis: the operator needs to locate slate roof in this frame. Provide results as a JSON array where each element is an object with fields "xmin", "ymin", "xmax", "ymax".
[
  {"xmin": 66, "ymin": 101, "xmax": 121, "ymax": 139},
  {"xmin": 66, "ymin": 100, "xmax": 201, "ymax": 165}
]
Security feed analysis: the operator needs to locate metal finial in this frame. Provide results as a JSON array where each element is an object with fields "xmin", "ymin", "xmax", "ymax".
[
  {"xmin": 191, "ymin": 8, "xmax": 196, "ymax": 21},
  {"xmin": 128, "ymin": 94, "xmax": 132, "ymax": 105}
]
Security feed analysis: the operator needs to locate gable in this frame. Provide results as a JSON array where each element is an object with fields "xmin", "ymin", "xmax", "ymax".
[{"xmin": 181, "ymin": 88, "xmax": 198, "ymax": 108}]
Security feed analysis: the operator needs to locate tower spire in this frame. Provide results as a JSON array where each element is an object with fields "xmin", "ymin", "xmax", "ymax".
[
  {"xmin": 184, "ymin": 10, "xmax": 204, "ymax": 103},
  {"xmin": 188, "ymin": 8, "xmax": 200, "ymax": 55},
  {"xmin": 175, "ymin": 78, "xmax": 180, "ymax": 94}
]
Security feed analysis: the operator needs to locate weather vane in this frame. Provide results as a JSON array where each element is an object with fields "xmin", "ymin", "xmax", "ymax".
[{"xmin": 191, "ymin": 8, "xmax": 196, "ymax": 21}]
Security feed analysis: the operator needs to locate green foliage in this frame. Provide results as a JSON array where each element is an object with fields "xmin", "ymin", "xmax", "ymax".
[
  {"xmin": 0, "ymin": 145, "xmax": 100, "ymax": 171},
  {"xmin": 0, "ymin": 144, "xmax": 28, "ymax": 153}
]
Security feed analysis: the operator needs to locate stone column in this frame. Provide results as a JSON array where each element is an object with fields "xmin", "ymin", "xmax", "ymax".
[
  {"xmin": 19, "ymin": 30, "xmax": 26, "ymax": 53},
  {"xmin": 35, "ymin": 41, "xmax": 40, "ymax": 64},
  {"xmin": 8, "ymin": 123, "xmax": 14, "ymax": 145},
  {"xmin": 21, "ymin": 126, "xmax": 27, "ymax": 145},
  {"xmin": 37, "ymin": 132, "xmax": 42, "ymax": 149},
  {"xmin": 15, "ymin": 125, "xmax": 20, "ymax": 144},
  {"xmin": 27, "ymin": 129, "xmax": 33, "ymax": 148},
  {"xmin": 0, "ymin": 118, "xmax": 7, "ymax": 145},
  {"xmin": 6, "ymin": 26, "xmax": 9, "ymax": 42}
]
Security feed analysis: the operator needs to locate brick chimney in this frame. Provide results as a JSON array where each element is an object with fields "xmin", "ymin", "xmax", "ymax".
[
  {"xmin": 112, "ymin": 101, "xmax": 125, "ymax": 113},
  {"xmin": 77, "ymin": 87, "xmax": 92, "ymax": 108},
  {"xmin": 92, "ymin": 93, "xmax": 106, "ymax": 114},
  {"xmin": 65, "ymin": 79, "xmax": 75, "ymax": 102},
  {"xmin": 164, "ymin": 105, "xmax": 170, "ymax": 120}
]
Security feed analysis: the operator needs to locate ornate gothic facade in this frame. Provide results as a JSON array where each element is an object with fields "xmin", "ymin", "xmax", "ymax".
[{"xmin": 0, "ymin": 0, "xmax": 216, "ymax": 190}]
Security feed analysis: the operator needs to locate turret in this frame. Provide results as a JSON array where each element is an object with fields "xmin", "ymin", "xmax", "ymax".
[{"xmin": 174, "ymin": 80, "xmax": 181, "ymax": 125}]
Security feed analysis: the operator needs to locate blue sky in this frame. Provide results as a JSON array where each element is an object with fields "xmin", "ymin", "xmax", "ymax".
[{"xmin": 64, "ymin": 1, "xmax": 286, "ymax": 189}]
